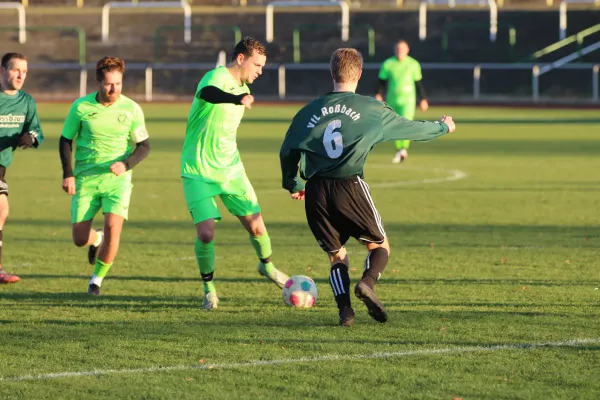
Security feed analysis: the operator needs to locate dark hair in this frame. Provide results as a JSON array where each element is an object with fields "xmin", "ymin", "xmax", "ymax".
[
  {"xmin": 96, "ymin": 56, "xmax": 125, "ymax": 82},
  {"xmin": 1, "ymin": 53, "xmax": 27, "ymax": 69},
  {"xmin": 231, "ymin": 37, "xmax": 268, "ymax": 61}
]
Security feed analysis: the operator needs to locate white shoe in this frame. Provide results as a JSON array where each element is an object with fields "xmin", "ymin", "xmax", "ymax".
[
  {"xmin": 392, "ymin": 149, "xmax": 408, "ymax": 164},
  {"xmin": 202, "ymin": 292, "xmax": 219, "ymax": 310},
  {"xmin": 258, "ymin": 262, "xmax": 290, "ymax": 289}
]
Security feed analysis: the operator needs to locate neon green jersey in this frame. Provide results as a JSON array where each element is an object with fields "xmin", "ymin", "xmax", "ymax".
[
  {"xmin": 378, "ymin": 56, "xmax": 422, "ymax": 106},
  {"xmin": 61, "ymin": 93, "xmax": 149, "ymax": 178},
  {"xmin": 181, "ymin": 66, "xmax": 250, "ymax": 183}
]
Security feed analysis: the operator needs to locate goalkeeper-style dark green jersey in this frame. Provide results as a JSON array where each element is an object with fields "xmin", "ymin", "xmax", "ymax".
[
  {"xmin": 0, "ymin": 90, "xmax": 43, "ymax": 168},
  {"xmin": 279, "ymin": 91, "xmax": 449, "ymax": 193}
]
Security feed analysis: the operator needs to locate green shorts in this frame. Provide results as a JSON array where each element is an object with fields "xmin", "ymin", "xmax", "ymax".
[
  {"xmin": 391, "ymin": 103, "xmax": 416, "ymax": 120},
  {"xmin": 71, "ymin": 173, "xmax": 133, "ymax": 223},
  {"xmin": 182, "ymin": 175, "xmax": 261, "ymax": 224}
]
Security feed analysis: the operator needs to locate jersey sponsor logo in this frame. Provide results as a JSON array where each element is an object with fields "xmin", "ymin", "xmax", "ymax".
[{"xmin": 0, "ymin": 114, "xmax": 25, "ymax": 128}]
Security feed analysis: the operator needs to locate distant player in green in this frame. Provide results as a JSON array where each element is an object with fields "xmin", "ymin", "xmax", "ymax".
[
  {"xmin": 0, "ymin": 53, "xmax": 44, "ymax": 284},
  {"xmin": 59, "ymin": 57, "xmax": 150, "ymax": 295},
  {"xmin": 181, "ymin": 37, "xmax": 289, "ymax": 310},
  {"xmin": 280, "ymin": 48, "xmax": 455, "ymax": 326},
  {"xmin": 376, "ymin": 40, "xmax": 429, "ymax": 163}
]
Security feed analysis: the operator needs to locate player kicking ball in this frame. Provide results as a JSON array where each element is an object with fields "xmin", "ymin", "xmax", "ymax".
[
  {"xmin": 181, "ymin": 37, "xmax": 289, "ymax": 310},
  {"xmin": 280, "ymin": 48, "xmax": 455, "ymax": 326}
]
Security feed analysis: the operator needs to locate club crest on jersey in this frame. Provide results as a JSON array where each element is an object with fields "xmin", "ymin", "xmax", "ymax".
[{"xmin": 117, "ymin": 113, "xmax": 129, "ymax": 124}]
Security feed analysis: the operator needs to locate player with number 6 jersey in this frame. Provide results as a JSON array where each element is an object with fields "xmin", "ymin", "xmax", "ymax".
[{"xmin": 279, "ymin": 48, "xmax": 456, "ymax": 326}]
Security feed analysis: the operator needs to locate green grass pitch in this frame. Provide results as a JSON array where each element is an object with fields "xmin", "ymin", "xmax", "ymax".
[{"xmin": 0, "ymin": 103, "xmax": 598, "ymax": 399}]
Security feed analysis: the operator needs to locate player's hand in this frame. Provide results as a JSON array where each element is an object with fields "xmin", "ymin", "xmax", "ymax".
[
  {"xmin": 375, "ymin": 94, "xmax": 383, "ymax": 102},
  {"xmin": 290, "ymin": 189, "xmax": 305, "ymax": 200},
  {"xmin": 62, "ymin": 177, "xmax": 76, "ymax": 195},
  {"xmin": 241, "ymin": 95, "xmax": 255, "ymax": 109},
  {"xmin": 110, "ymin": 162, "xmax": 127, "ymax": 176},
  {"xmin": 420, "ymin": 99, "xmax": 429, "ymax": 112},
  {"xmin": 441, "ymin": 115, "xmax": 455, "ymax": 133},
  {"xmin": 18, "ymin": 132, "xmax": 35, "ymax": 149}
]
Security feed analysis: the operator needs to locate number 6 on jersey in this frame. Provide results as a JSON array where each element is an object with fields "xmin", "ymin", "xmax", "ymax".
[{"xmin": 323, "ymin": 119, "xmax": 343, "ymax": 159}]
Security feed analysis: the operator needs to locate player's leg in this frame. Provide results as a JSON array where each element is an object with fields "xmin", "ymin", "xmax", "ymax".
[
  {"xmin": 392, "ymin": 104, "xmax": 416, "ymax": 163},
  {"xmin": 340, "ymin": 177, "xmax": 389, "ymax": 323},
  {"xmin": 71, "ymin": 178, "xmax": 104, "ymax": 265},
  {"xmin": 222, "ymin": 175, "xmax": 289, "ymax": 289},
  {"xmin": 0, "ymin": 178, "xmax": 18, "ymax": 283},
  {"xmin": 183, "ymin": 178, "xmax": 221, "ymax": 309},
  {"xmin": 305, "ymin": 178, "xmax": 354, "ymax": 327},
  {"xmin": 86, "ymin": 178, "xmax": 131, "ymax": 295}
]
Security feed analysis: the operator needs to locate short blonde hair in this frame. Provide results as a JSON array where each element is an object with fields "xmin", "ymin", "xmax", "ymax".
[
  {"xmin": 330, "ymin": 48, "xmax": 363, "ymax": 83},
  {"xmin": 96, "ymin": 56, "xmax": 125, "ymax": 82}
]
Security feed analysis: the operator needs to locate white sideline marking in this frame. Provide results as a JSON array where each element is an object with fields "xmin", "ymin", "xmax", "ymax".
[
  {"xmin": 260, "ymin": 165, "xmax": 467, "ymax": 193},
  {"xmin": 1, "ymin": 338, "xmax": 596, "ymax": 382}
]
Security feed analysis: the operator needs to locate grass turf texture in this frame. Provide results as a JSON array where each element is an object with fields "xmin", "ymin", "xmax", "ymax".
[{"xmin": 0, "ymin": 103, "xmax": 598, "ymax": 399}]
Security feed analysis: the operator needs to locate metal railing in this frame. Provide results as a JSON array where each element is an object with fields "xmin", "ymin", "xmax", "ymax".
[
  {"xmin": 27, "ymin": 61, "xmax": 600, "ymax": 103},
  {"xmin": 527, "ymin": 23, "xmax": 600, "ymax": 61},
  {"xmin": 266, "ymin": 1, "xmax": 350, "ymax": 43},
  {"xmin": 0, "ymin": 3, "xmax": 26, "ymax": 43},
  {"xmin": 559, "ymin": 0, "xmax": 600, "ymax": 40},
  {"xmin": 102, "ymin": 1, "xmax": 192, "ymax": 44},
  {"xmin": 419, "ymin": 0, "xmax": 498, "ymax": 42}
]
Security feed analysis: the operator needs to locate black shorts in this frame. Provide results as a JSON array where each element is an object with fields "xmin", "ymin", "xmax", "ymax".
[{"xmin": 305, "ymin": 176, "xmax": 385, "ymax": 253}]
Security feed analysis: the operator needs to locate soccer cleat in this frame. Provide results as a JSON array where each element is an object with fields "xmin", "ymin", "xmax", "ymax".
[
  {"xmin": 258, "ymin": 262, "xmax": 289, "ymax": 289},
  {"xmin": 88, "ymin": 229, "xmax": 104, "ymax": 265},
  {"xmin": 338, "ymin": 306, "xmax": 355, "ymax": 327},
  {"xmin": 202, "ymin": 291, "xmax": 219, "ymax": 310},
  {"xmin": 0, "ymin": 269, "xmax": 20, "ymax": 284},
  {"xmin": 88, "ymin": 283, "xmax": 101, "ymax": 296},
  {"xmin": 354, "ymin": 281, "xmax": 388, "ymax": 323},
  {"xmin": 392, "ymin": 149, "xmax": 408, "ymax": 164}
]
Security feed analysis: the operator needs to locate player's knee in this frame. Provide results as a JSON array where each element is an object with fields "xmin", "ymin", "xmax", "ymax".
[
  {"xmin": 197, "ymin": 230, "xmax": 214, "ymax": 244},
  {"xmin": 0, "ymin": 209, "xmax": 9, "ymax": 225},
  {"xmin": 73, "ymin": 233, "xmax": 88, "ymax": 247},
  {"xmin": 249, "ymin": 225, "xmax": 266, "ymax": 237}
]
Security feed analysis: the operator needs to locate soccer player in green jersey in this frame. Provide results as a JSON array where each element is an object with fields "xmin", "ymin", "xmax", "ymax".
[
  {"xmin": 0, "ymin": 52, "xmax": 44, "ymax": 284},
  {"xmin": 280, "ymin": 48, "xmax": 455, "ymax": 326},
  {"xmin": 181, "ymin": 37, "xmax": 290, "ymax": 310},
  {"xmin": 376, "ymin": 40, "xmax": 429, "ymax": 163},
  {"xmin": 59, "ymin": 57, "xmax": 150, "ymax": 295}
]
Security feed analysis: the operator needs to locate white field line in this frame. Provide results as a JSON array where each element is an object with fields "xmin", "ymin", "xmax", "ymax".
[
  {"xmin": 1, "ymin": 338, "xmax": 597, "ymax": 382},
  {"xmin": 261, "ymin": 165, "xmax": 467, "ymax": 193}
]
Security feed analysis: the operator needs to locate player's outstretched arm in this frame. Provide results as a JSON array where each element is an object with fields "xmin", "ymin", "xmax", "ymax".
[
  {"xmin": 380, "ymin": 104, "xmax": 454, "ymax": 143},
  {"xmin": 199, "ymin": 86, "xmax": 253, "ymax": 109}
]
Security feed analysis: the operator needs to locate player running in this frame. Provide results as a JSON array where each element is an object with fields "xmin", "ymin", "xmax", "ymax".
[{"xmin": 59, "ymin": 56, "xmax": 151, "ymax": 295}]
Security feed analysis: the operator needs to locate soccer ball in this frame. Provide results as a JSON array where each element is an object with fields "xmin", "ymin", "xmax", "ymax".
[{"xmin": 282, "ymin": 275, "xmax": 318, "ymax": 308}]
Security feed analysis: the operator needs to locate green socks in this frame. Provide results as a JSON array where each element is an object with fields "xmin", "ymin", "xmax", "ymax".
[
  {"xmin": 250, "ymin": 232, "xmax": 275, "ymax": 274},
  {"xmin": 90, "ymin": 259, "xmax": 112, "ymax": 287},
  {"xmin": 195, "ymin": 239, "xmax": 215, "ymax": 294}
]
